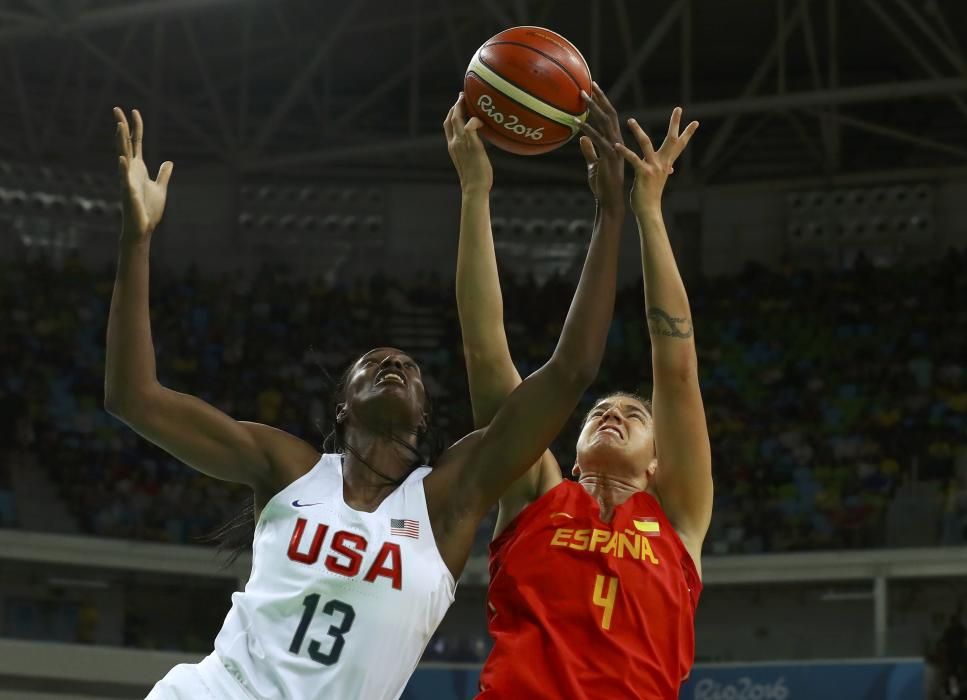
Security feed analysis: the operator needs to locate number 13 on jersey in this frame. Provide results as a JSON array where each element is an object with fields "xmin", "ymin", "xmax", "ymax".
[{"xmin": 592, "ymin": 575, "xmax": 618, "ymax": 631}]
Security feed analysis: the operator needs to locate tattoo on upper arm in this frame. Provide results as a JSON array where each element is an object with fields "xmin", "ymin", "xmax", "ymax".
[{"xmin": 647, "ymin": 307, "xmax": 694, "ymax": 339}]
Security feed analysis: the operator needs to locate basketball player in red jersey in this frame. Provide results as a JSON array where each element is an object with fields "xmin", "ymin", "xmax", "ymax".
[{"xmin": 448, "ymin": 84, "xmax": 709, "ymax": 700}]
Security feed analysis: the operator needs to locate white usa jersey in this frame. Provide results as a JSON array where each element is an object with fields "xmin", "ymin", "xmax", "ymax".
[{"xmin": 197, "ymin": 453, "xmax": 455, "ymax": 700}]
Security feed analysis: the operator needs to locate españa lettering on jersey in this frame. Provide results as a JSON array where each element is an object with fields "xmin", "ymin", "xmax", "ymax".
[{"xmin": 549, "ymin": 525, "xmax": 660, "ymax": 564}]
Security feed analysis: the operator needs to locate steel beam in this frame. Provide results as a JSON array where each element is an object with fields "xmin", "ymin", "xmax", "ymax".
[
  {"xmin": 182, "ymin": 17, "xmax": 235, "ymax": 151},
  {"xmin": 700, "ymin": 1, "xmax": 804, "ymax": 169},
  {"xmin": 7, "ymin": 48, "xmax": 39, "ymax": 156},
  {"xmin": 250, "ymin": 0, "xmax": 367, "ymax": 155},
  {"xmin": 331, "ymin": 29, "xmax": 465, "ymax": 128},
  {"xmin": 680, "ymin": 0, "xmax": 693, "ymax": 176},
  {"xmin": 815, "ymin": 110, "xmax": 967, "ymax": 160},
  {"xmin": 894, "ymin": 0, "xmax": 967, "ymax": 75},
  {"xmin": 0, "ymin": 0, "xmax": 244, "ymax": 44},
  {"xmin": 249, "ymin": 134, "xmax": 444, "ymax": 170},
  {"xmin": 78, "ymin": 22, "xmax": 141, "ymax": 149},
  {"xmin": 613, "ymin": 0, "xmax": 646, "ymax": 108},
  {"xmin": 636, "ymin": 77, "xmax": 967, "ymax": 122},
  {"xmin": 608, "ymin": 0, "xmax": 685, "ymax": 103},
  {"xmin": 862, "ymin": 0, "xmax": 967, "ymax": 119},
  {"xmin": 924, "ymin": 0, "xmax": 964, "ymax": 64},
  {"xmin": 826, "ymin": 0, "xmax": 841, "ymax": 171},
  {"xmin": 409, "ymin": 0, "xmax": 422, "ymax": 137},
  {"xmin": 70, "ymin": 31, "xmax": 230, "ymax": 161},
  {"xmin": 237, "ymin": 1, "xmax": 254, "ymax": 142}
]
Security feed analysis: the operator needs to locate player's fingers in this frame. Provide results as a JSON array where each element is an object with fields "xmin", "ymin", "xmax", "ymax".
[
  {"xmin": 668, "ymin": 120, "xmax": 700, "ymax": 164},
  {"xmin": 156, "ymin": 161, "xmax": 174, "ymax": 191},
  {"xmin": 443, "ymin": 105, "xmax": 454, "ymax": 141},
  {"xmin": 579, "ymin": 135, "xmax": 598, "ymax": 164},
  {"xmin": 114, "ymin": 122, "xmax": 129, "ymax": 159},
  {"xmin": 579, "ymin": 120, "xmax": 611, "ymax": 155},
  {"xmin": 453, "ymin": 93, "xmax": 466, "ymax": 137},
  {"xmin": 581, "ymin": 90, "xmax": 610, "ymax": 131},
  {"xmin": 591, "ymin": 81, "xmax": 620, "ymax": 124},
  {"xmin": 113, "ymin": 107, "xmax": 131, "ymax": 137},
  {"xmin": 667, "ymin": 107, "xmax": 682, "ymax": 140},
  {"xmin": 465, "ymin": 116, "xmax": 484, "ymax": 133},
  {"xmin": 627, "ymin": 119, "xmax": 657, "ymax": 165},
  {"xmin": 614, "ymin": 142, "xmax": 643, "ymax": 168},
  {"xmin": 132, "ymin": 109, "xmax": 144, "ymax": 159},
  {"xmin": 115, "ymin": 116, "xmax": 132, "ymax": 159},
  {"xmin": 679, "ymin": 120, "xmax": 699, "ymax": 148}
]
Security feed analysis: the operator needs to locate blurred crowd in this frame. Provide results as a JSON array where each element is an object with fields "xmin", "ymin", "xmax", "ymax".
[{"xmin": 1, "ymin": 247, "xmax": 966, "ymax": 556}]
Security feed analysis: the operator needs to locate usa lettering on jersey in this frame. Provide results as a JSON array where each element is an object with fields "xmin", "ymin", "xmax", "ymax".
[{"xmin": 287, "ymin": 517, "xmax": 403, "ymax": 590}]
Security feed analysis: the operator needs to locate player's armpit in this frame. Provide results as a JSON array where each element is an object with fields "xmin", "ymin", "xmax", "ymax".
[{"xmin": 493, "ymin": 450, "xmax": 562, "ymax": 538}]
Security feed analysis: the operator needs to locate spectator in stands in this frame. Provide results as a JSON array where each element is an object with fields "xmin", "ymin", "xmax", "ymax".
[{"xmin": 1, "ymin": 240, "xmax": 965, "ymax": 554}]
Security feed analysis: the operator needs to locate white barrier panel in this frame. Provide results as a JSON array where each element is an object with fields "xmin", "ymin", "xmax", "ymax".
[{"xmin": 2, "ymin": 529, "xmax": 966, "ymax": 585}]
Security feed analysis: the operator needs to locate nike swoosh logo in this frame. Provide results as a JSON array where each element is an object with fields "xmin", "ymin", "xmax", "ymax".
[
  {"xmin": 292, "ymin": 500, "xmax": 322, "ymax": 508},
  {"xmin": 550, "ymin": 512, "xmax": 574, "ymax": 519}
]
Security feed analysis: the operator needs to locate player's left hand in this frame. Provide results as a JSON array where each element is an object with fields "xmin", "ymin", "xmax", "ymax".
[
  {"xmin": 578, "ymin": 82, "xmax": 624, "ymax": 212},
  {"xmin": 445, "ymin": 93, "xmax": 492, "ymax": 196},
  {"xmin": 617, "ymin": 107, "xmax": 698, "ymax": 216}
]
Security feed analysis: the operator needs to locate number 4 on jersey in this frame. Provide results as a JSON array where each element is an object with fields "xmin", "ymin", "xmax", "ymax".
[{"xmin": 592, "ymin": 575, "xmax": 618, "ymax": 631}]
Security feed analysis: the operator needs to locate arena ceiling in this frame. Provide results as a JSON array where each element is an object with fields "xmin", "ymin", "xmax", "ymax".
[{"xmin": 1, "ymin": 0, "xmax": 966, "ymax": 186}]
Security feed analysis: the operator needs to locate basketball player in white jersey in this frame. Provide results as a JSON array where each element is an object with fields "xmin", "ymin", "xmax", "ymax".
[{"xmin": 106, "ymin": 93, "xmax": 625, "ymax": 700}]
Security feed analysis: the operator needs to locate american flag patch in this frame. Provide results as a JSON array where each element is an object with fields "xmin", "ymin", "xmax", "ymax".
[{"xmin": 390, "ymin": 518, "xmax": 420, "ymax": 539}]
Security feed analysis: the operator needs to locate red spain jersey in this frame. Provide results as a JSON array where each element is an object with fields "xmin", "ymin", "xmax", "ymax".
[{"xmin": 477, "ymin": 480, "xmax": 702, "ymax": 700}]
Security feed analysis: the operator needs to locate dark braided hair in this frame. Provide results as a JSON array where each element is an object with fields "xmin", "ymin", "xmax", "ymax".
[{"xmin": 205, "ymin": 349, "xmax": 444, "ymax": 566}]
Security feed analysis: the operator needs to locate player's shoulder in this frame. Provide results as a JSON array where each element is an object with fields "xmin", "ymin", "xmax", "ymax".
[{"xmin": 239, "ymin": 421, "xmax": 321, "ymax": 489}]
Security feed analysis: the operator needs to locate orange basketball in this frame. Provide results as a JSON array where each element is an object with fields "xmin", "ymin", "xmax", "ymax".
[{"xmin": 464, "ymin": 26, "xmax": 592, "ymax": 156}]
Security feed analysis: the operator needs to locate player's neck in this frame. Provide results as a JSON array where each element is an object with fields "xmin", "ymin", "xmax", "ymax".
[
  {"xmin": 578, "ymin": 472, "xmax": 643, "ymax": 522},
  {"xmin": 341, "ymin": 431, "xmax": 418, "ymax": 511}
]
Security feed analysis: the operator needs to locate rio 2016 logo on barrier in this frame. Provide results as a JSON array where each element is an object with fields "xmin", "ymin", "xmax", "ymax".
[
  {"xmin": 476, "ymin": 94, "xmax": 545, "ymax": 141},
  {"xmin": 693, "ymin": 677, "xmax": 790, "ymax": 700}
]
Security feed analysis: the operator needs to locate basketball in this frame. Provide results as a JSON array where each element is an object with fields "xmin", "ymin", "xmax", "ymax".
[{"xmin": 464, "ymin": 26, "xmax": 592, "ymax": 156}]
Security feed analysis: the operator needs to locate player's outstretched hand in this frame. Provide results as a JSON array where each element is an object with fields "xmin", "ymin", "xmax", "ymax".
[
  {"xmin": 445, "ymin": 93, "xmax": 492, "ymax": 196},
  {"xmin": 577, "ymin": 82, "xmax": 625, "ymax": 212},
  {"xmin": 616, "ymin": 107, "xmax": 698, "ymax": 216},
  {"xmin": 113, "ymin": 107, "xmax": 173, "ymax": 240}
]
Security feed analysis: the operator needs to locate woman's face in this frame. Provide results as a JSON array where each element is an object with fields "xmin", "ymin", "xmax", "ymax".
[
  {"xmin": 340, "ymin": 348, "xmax": 427, "ymax": 432},
  {"xmin": 574, "ymin": 395, "xmax": 656, "ymax": 480}
]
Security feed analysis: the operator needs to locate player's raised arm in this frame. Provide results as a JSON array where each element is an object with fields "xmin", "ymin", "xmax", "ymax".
[
  {"xmin": 436, "ymin": 84, "xmax": 625, "ymax": 521},
  {"xmin": 103, "ymin": 108, "xmax": 316, "ymax": 494},
  {"xmin": 617, "ymin": 109, "xmax": 712, "ymax": 556},
  {"xmin": 445, "ymin": 95, "xmax": 562, "ymax": 534}
]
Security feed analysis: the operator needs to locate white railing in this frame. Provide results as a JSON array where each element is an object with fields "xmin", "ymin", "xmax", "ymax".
[
  {"xmin": 2, "ymin": 529, "xmax": 965, "ymax": 587},
  {"xmin": 1, "ymin": 529, "xmax": 964, "ymax": 697}
]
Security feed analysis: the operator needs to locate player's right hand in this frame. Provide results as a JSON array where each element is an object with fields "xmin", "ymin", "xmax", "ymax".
[
  {"xmin": 616, "ymin": 107, "xmax": 698, "ymax": 216},
  {"xmin": 114, "ymin": 107, "xmax": 173, "ymax": 240},
  {"xmin": 445, "ymin": 93, "xmax": 492, "ymax": 196}
]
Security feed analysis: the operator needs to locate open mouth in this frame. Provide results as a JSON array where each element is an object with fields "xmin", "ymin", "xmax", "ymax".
[
  {"xmin": 375, "ymin": 369, "xmax": 406, "ymax": 387},
  {"xmin": 597, "ymin": 424, "xmax": 623, "ymax": 440}
]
